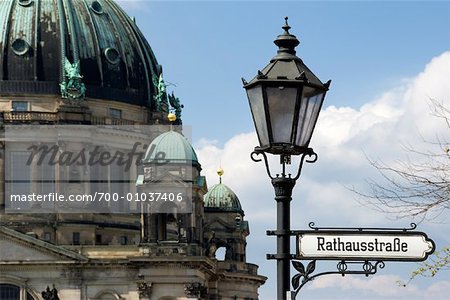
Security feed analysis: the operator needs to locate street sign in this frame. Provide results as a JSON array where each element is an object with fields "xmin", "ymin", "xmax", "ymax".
[
  {"xmin": 287, "ymin": 223, "xmax": 436, "ymax": 297},
  {"xmin": 296, "ymin": 230, "xmax": 435, "ymax": 261}
]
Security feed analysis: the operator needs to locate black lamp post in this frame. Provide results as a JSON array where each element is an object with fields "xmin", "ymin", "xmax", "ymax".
[{"xmin": 242, "ymin": 17, "xmax": 330, "ymax": 300}]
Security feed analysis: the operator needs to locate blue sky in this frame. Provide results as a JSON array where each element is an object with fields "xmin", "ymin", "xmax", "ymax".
[
  {"xmin": 118, "ymin": 1, "xmax": 450, "ymax": 299},
  {"xmin": 121, "ymin": 0, "xmax": 449, "ymax": 142}
]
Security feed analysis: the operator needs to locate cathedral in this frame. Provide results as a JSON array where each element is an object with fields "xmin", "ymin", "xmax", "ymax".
[{"xmin": 0, "ymin": 1, "xmax": 266, "ymax": 299}]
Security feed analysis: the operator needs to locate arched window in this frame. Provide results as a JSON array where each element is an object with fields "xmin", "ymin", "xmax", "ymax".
[
  {"xmin": 215, "ymin": 247, "xmax": 226, "ymax": 261},
  {"xmin": 157, "ymin": 213, "xmax": 179, "ymax": 241},
  {"xmin": 91, "ymin": 290, "xmax": 123, "ymax": 300},
  {"xmin": 157, "ymin": 202, "xmax": 179, "ymax": 242},
  {"xmin": 0, "ymin": 284, "xmax": 19, "ymax": 300},
  {"xmin": 0, "ymin": 284, "xmax": 37, "ymax": 300}
]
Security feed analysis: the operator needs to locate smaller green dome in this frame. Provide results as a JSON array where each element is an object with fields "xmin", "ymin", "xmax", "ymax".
[
  {"xmin": 204, "ymin": 183, "xmax": 243, "ymax": 212},
  {"xmin": 144, "ymin": 131, "xmax": 198, "ymax": 164}
]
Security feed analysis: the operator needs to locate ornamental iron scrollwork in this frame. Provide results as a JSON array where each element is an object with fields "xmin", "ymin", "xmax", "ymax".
[
  {"xmin": 291, "ymin": 260, "xmax": 385, "ymax": 299},
  {"xmin": 307, "ymin": 221, "xmax": 418, "ymax": 232},
  {"xmin": 250, "ymin": 148, "xmax": 317, "ymax": 180},
  {"xmin": 184, "ymin": 282, "xmax": 207, "ymax": 299}
]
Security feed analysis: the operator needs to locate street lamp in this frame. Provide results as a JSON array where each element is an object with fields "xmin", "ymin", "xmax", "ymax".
[{"xmin": 242, "ymin": 17, "xmax": 330, "ymax": 300}]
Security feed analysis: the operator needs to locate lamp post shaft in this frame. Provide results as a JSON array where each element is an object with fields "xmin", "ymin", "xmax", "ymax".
[{"xmin": 273, "ymin": 176, "xmax": 296, "ymax": 300}]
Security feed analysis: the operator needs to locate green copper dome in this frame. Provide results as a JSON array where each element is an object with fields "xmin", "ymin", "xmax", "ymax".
[
  {"xmin": 0, "ymin": 0, "xmax": 160, "ymax": 107},
  {"xmin": 204, "ymin": 183, "xmax": 243, "ymax": 212},
  {"xmin": 144, "ymin": 131, "xmax": 199, "ymax": 164}
]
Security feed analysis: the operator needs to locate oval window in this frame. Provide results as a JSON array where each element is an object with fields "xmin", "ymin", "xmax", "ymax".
[
  {"xmin": 11, "ymin": 38, "xmax": 30, "ymax": 56},
  {"xmin": 18, "ymin": 0, "xmax": 33, "ymax": 7},
  {"xmin": 104, "ymin": 48, "xmax": 120, "ymax": 65},
  {"xmin": 90, "ymin": 1, "xmax": 103, "ymax": 14}
]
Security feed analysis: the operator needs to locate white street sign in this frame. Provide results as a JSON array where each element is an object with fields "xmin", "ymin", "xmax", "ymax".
[{"xmin": 297, "ymin": 232, "xmax": 435, "ymax": 261}]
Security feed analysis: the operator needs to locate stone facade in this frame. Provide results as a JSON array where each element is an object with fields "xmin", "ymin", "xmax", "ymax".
[{"xmin": 0, "ymin": 1, "xmax": 266, "ymax": 299}]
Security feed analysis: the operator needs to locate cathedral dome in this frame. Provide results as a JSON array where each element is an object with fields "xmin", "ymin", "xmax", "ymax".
[
  {"xmin": 0, "ymin": 0, "xmax": 159, "ymax": 107},
  {"xmin": 144, "ymin": 130, "xmax": 199, "ymax": 165},
  {"xmin": 204, "ymin": 183, "xmax": 243, "ymax": 213}
]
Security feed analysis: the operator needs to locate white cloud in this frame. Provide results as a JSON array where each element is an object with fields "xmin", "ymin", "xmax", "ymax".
[
  {"xmin": 309, "ymin": 275, "xmax": 419, "ymax": 297},
  {"xmin": 315, "ymin": 52, "xmax": 450, "ymax": 153},
  {"xmin": 308, "ymin": 275, "xmax": 450, "ymax": 300},
  {"xmin": 194, "ymin": 137, "xmax": 220, "ymax": 149},
  {"xmin": 426, "ymin": 281, "xmax": 450, "ymax": 300}
]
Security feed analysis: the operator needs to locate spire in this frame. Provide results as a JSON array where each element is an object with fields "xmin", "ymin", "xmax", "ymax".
[
  {"xmin": 167, "ymin": 112, "xmax": 176, "ymax": 131},
  {"xmin": 168, "ymin": 112, "xmax": 177, "ymax": 123},
  {"xmin": 217, "ymin": 167, "xmax": 224, "ymax": 184}
]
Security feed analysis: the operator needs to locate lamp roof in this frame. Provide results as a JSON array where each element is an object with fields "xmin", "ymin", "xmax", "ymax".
[{"xmin": 245, "ymin": 17, "xmax": 329, "ymax": 91}]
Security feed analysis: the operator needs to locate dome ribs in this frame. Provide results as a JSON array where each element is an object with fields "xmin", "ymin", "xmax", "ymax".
[
  {"xmin": 7, "ymin": 0, "xmax": 35, "ymax": 81},
  {"xmin": 0, "ymin": 0, "xmax": 15, "ymax": 80},
  {"xmin": 108, "ymin": 0, "xmax": 144, "ymax": 93},
  {"xmin": 32, "ymin": 0, "xmax": 39, "ymax": 80},
  {"xmin": 89, "ymin": 2, "xmax": 126, "ymax": 91},
  {"xmin": 63, "ymin": 0, "xmax": 80, "ymax": 63},
  {"xmin": 80, "ymin": 0, "xmax": 104, "ymax": 86},
  {"xmin": 56, "ymin": 0, "xmax": 68, "ymax": 83},
  {"xmin": 103, "ymin": 2, "xmax": 130, "ymax": 89},
  {"xmin": 111, "ymin": 0, "xmax": 160, "ymax": 108},
  {"xmin": 37, "ymin": 0, "xmax": 61, "ymax": 82}
]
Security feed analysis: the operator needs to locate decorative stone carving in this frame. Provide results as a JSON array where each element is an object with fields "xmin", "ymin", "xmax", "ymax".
[
  {"xmin": 42, "ymin": 285, "xmax": 59, "ymax": 300},
  {"xmin": 60, "ymin": 57, "xmax": 86, "ymax": 100},
  {"xmin": 168, "ymin": 91, "xmax": 183, "ymax": 120},
  {"xmin": 205, "ymin": 231, "xmax": 217, "ymax": 258},
  {"xmin": 152, "ymin": 73, "xmax": 168, "ymax": 112},
  {"xmin": 136, "ymin": 277, "xmax": 152, "ymax": 298},
  {"xmin": 184, "ymin": 282, "xmax": 207, "ymax": 299}
]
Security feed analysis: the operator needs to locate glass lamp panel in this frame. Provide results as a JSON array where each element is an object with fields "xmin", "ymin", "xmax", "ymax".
[
  {"xmin": 295, "ymin": 86, "xmax": 325, "ymax": 147},
  {"xmin": 266, "ymin": 86, "xmax": 298, "ymax": 144},
  {"xmin": 247, "ymin": 85, "xmax": 269, "ymax": 147}
]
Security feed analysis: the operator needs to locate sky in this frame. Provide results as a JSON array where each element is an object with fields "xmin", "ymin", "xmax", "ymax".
[{"xmin": 116, "ymin": 1, "xmax": 450, "ymax": 299}]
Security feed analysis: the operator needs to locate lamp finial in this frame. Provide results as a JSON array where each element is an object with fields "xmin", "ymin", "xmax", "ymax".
[
  {"xmin": 283, "ymin": 17, "xmax": 291, "ymax": 33},
  {"xmin": 273, "ymin": 16, "xmax": 300, "ymax": 60}
]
